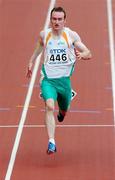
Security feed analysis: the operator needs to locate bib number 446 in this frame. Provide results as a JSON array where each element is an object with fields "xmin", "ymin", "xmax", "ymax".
[{"xmin": 50, "ymin": 54, "xmax": 67, "ymax": 61}]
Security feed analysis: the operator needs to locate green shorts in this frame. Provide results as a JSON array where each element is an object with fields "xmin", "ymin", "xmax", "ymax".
[{"xmin": 40, "ymin": 77, "xmax": 72, "ymax": 111}]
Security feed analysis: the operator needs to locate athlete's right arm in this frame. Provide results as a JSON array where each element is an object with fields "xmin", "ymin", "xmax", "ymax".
[{"xmin": 26, "ymin": 32, "xmax": 44, "ymax": 78}]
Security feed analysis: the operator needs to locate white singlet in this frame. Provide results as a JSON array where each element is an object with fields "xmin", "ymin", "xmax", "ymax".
[{"xmin": 40, "ymin": 27, "xmax": 81, "ymax": 78}]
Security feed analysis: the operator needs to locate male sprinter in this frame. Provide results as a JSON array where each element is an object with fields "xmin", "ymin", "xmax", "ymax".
[{"xmin": 27, "ymin": 7, "xmax": 92, "ymax": 154}]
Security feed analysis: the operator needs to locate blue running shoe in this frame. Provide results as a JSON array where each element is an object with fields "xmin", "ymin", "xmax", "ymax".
[{"xmin": 47, "ymin": 142, "xmax": 57, "ymax": 154}]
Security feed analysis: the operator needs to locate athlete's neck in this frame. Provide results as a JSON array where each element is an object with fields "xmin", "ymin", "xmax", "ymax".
[{"xmin": 52, "ymin": 28, "xmax": 64, "ymax": 36}]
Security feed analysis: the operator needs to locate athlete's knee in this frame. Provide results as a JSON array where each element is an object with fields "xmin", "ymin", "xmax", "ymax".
[{"xmin": 46, "ymin": 99, "xmax": 55, "ymax": 111}]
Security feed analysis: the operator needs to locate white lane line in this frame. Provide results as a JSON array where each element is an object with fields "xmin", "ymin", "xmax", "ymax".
[
  {"xmin": 107, "ymin": 0, "xmax": 115, "ymax": 123},
  {"xmin": 0, "ymin": 124, "xmax": 115, "ymax": 128},
  {"xmin": 5, "ymin": 1, "xmax": 56, "ymax": 180}
]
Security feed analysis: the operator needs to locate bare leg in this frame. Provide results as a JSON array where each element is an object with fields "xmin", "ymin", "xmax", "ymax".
[{"xmin": 45, "ymin": 98, "xmax": 56, "ymax": 141}]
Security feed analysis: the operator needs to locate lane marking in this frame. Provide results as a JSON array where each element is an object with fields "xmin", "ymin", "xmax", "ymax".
[
  {"xmin": 0, "ymin": 124, "xmax": 115, "ymax": 128},
  {"xmin": 15, "ymin": 106, "xmax": 101, "ymax": 114},
  {"xmin": 69, "ymin": 109, "xmax": 101, "ymax": 114},
  {"xmin": 41, "ymin": 108, "xmax": 101, "ymax": 114},
  {"xmin": 105, "ymin": 108, "xmax": 113, "ymax": 111},
  {"xmin": 22, "ymin": 84, "xmax": 39, "ymax": 88},
  {"xmin": 107, "ymin": 0, "xmax": 115, "ymax": 123},
  {"xmin": 5, "ymin": 1, "xmax": 56, "ymax": 180},
  {"xmin": 105, "ymin": 86, "xmax": 112, "ymax": 90},
  {"xmin": 16, "ymin": 105, "xmax": 36, "ymax": 108},
  {"xmin": 105, "ymin": 62, "xmax": 110, "ymax": 65},
  {"xmin": 0, "ymin": 108, "xmax": 10, "ymax": 111}
]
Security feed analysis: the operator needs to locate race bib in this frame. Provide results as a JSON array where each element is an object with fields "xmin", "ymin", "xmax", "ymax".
[{"xmin": 48, "ymin": 48, "xmax": 68, "ymax": 64}]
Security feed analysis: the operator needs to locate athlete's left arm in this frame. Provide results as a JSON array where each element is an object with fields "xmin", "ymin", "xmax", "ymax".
[
  {"xmin": 69, "ymin": 30, "xmax": 92, "ymax": 60},
  {"xmin": 74, "ymin": 40, "xmax": 92, "ymax": 60}
]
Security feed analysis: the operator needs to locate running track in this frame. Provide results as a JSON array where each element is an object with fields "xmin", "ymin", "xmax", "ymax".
[{"xmin": 0, "ymin": 0, "xmax": 115, "ymax": 180}]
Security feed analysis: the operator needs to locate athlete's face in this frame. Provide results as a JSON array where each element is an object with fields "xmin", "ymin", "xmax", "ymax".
[{"xmin": 51, "ymin": 11, "xmax": 66, "ymax": 31}]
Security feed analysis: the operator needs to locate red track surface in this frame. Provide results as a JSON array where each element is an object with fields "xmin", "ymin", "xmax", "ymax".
[{"xmin": 0, "ymin": 0, "xmax": 115, "ymax": 180}]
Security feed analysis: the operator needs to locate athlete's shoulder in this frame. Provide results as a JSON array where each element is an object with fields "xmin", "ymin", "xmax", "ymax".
[
  {"xmin": 40, "ymin": 28, "xmax": 52, "ymax": 38},
  {"xmin": 63, "ymin": 27, "xmax": 71, "ymax": 34},
  {"xmin": 64, "ymin": 27, "xmax": 75, "ymax": 33},
  {"xmin": 66, "ymin": 27, "xmax": 81, "ymax": 43}
]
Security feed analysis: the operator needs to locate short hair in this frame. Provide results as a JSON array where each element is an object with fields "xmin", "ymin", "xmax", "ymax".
[{"xmin": 50, "ymin": 7, "xmax": 66, "ymax": 19}]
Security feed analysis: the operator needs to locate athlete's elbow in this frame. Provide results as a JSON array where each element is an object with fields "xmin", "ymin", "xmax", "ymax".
[
  {"xmin": 86, "ymin": 50, "xmax": 92, "ymax": 59},
  {"xmin": 88, "ymin": 51, "xmax": 92, "ymax": 59}
]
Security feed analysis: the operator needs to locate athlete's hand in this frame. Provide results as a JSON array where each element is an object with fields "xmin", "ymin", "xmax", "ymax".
[
  {"xmin": 26, "ymin": 67, "xmax": 32, "ymax": 78},
  {"xmin": 74, "ymin": 49, "xmax": 91, "ymax": 60},
  {"xmin": 75, "ymin": 50, "xmax": 83, "ymax": 60}
]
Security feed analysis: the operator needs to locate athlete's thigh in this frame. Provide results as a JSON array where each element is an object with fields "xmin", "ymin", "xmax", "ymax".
[
  {"xmin": 41, "ymin": 78, "xmax": 57, "ymax": 101},
  {"xmin": 57, "ymin": 88, "xmax": 71, "ymax": 111}
]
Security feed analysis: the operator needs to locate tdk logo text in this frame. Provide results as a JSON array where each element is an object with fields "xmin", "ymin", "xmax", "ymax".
[{"xmin": 50, "ymin": 49, "xmax": 66, "ymax": 54}]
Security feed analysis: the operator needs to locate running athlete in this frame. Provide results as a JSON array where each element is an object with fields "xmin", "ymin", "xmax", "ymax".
[{"xmin": 26, "ymin": 7, "xmax": 92, "ymax": 154}]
